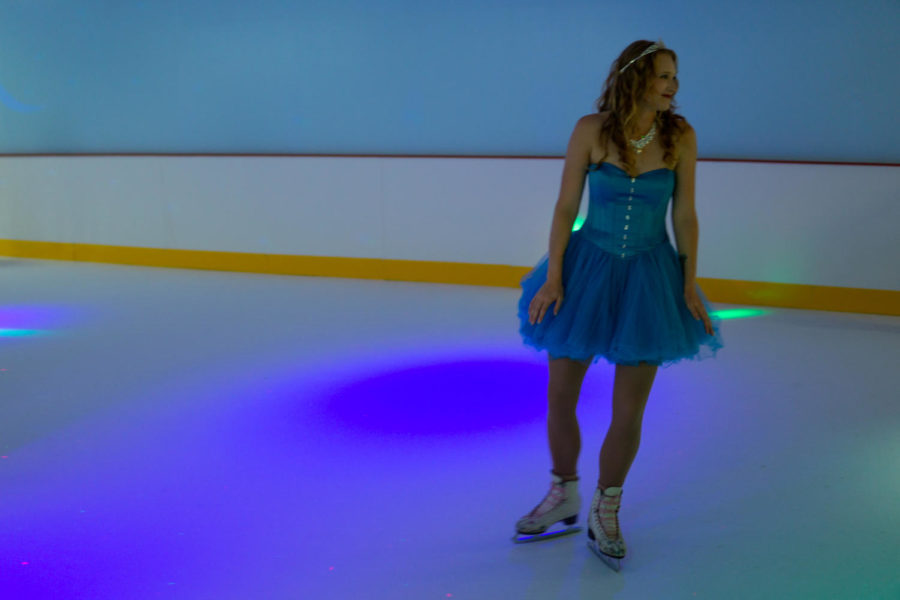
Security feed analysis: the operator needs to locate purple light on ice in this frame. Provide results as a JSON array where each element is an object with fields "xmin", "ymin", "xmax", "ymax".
[
  {"xmin": 317, "ymin": 360, "xmax": 549, "ymax": 437},
  {"xmin": 0, "ymin": 305, "xmax": 69, "ymax": 329}
]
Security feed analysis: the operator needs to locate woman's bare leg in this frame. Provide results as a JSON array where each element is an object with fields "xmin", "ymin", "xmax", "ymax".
[
  {"xmin": 547, "ymin": 356, "xmax": 591, "ymax": 481},
  {"xmin": 598, "ymin": 362, "xmax": 658, "ymax": 489}
]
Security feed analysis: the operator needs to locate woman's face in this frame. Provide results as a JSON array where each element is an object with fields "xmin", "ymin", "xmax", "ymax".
[{"xmin": 644, "ymin": 53, "xmax": 679, "ymax": 112}]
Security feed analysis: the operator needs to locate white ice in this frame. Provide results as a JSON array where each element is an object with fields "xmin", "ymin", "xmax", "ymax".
[{"xmin": 1, "ymin": 258, "xmax": 898, "ymax": 599}]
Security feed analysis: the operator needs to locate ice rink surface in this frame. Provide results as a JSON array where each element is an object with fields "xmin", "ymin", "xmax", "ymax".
[{"xmin": 2, "ymin": 259, "xmax": 898, "ymax": 599}]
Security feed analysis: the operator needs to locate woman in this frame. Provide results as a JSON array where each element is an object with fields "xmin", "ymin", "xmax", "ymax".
[{"xmin": 513, "ymin": 40, "xmax": 723, "ymax": 568}]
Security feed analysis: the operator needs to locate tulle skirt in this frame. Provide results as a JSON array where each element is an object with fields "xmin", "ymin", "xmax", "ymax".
[{"xmin": 518, "ymin": 231, "xmax": 723, "ymax": 367}]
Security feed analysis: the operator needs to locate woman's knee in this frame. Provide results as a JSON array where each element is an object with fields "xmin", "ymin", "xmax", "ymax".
[
  {"xmin": 545, "ymin": 355, "xmax": 593, "ymax": 416},
  {"xmin": 548, "ymin": 387, "xmax": 583, "ymax": 413},
  {"xmin": 609, "ymin": 410, "xmax": 645, "ymax": 433}
]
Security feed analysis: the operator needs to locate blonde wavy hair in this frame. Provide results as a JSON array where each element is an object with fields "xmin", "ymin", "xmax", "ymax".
[{"xmin": 595, "ymin": 40, "xmax": 687, "ymax": 175}]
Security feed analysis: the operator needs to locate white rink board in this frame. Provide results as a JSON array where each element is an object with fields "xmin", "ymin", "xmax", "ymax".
[{"xmin": 0, "ymin": 156, "xmax": 896, "ymax": 290}]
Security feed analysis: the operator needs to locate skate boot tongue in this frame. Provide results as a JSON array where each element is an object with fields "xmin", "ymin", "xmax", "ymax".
[{"xmin": 602, "ymin": 486, "xmax": 622, "ymax": 496}]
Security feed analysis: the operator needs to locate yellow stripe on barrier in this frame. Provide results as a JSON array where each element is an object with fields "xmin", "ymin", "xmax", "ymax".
[{"xmin": 1, "ymin": 239, "xmax": 897, "ymax": 316}]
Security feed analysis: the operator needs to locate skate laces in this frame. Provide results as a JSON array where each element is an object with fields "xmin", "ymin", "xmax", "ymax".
[
  {"xmin": 530, "ymin": 482, "xmax": 565, "ymax": 517},
  {"xmin": 597, "ymin": 494, "xmax": 621, "ymax": 539}
]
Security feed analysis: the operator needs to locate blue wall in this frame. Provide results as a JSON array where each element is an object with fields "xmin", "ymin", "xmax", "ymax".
[{"xmin": 1, "ymin": 0, "xmax": 897, "ymax": 161}]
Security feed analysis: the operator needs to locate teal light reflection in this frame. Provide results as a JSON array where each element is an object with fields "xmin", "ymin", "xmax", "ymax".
[
  {"xmin": 0, "ymin": 329, "xmax": 42, "ymax": 338},
  {"xmin": 710, "ymin": 308, "xmax": 769, "ymax": 320}
]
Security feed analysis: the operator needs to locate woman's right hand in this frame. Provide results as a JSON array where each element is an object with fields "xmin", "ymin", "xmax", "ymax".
[{"xmin": 528, "ymin": 278, "xmax": 564, "ymax": 325}]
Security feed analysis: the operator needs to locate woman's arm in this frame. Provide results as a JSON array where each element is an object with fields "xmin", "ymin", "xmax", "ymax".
[
  {"xmin": 528, "ymin": 114, "xmax": 596, "ymax": 324},
  {"xmin": 672, "ymin": 125, "xmax": 699, "ymax": 284},
  {"xmin": 545, "ymin": 115, "xmax": 596, "ymax": 283},
  {"xmin": 672, "ymin": 125, "xmax": 714, "ymax": 335}
]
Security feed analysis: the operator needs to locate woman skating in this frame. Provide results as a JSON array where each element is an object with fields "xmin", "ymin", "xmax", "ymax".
[{"xmin": 514, "ymin": 40, "xmax": 723, "ymax": 570}]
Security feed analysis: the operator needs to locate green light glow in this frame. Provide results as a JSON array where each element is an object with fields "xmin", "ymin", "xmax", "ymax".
[
  {"xmin": 0, "ymin": 329, "xmax": 42, "ymax": 337},
  {"xmin": 709, "ymin": 308, "xmax": 769, "ymax": 320},
  {"xmin": 572, "ymin": 216, "xmax": 585, "ymax": 231}
]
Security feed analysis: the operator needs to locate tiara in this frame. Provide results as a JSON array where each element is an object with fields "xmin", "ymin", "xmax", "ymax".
[{"xmin": 618, "ymin": 44, "xmax": 660, "ymax": 74}]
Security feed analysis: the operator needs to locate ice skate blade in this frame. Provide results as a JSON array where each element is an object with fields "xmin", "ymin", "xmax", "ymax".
[
  {"xmin": 512, "ymin": 525, "xmax": 582, "ymax": 544},
  {"xmin": 587, "ymin": 539, "xmax": 623, "ymax": 572}
]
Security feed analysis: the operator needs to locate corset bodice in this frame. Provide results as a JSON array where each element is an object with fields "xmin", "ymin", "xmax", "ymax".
[{"xmin": 579, "ymin": 162, "xmax": 675, "ymax": 258}]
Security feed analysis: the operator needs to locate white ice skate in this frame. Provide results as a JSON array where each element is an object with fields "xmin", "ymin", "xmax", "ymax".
[
  {"xmin": 513, "ymin": 474, "xmax": 582, "ymax": 544},
  {"xmin": 587, "ymin": 486, "xmax": 626, "ymax": 571}
]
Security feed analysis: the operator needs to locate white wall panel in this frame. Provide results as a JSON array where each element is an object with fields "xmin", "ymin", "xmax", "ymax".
[
  {"xmin": 0, "ymin": 156, "xmax": 896, "ymax": 291},
  {"xmin": 380, "ymin": 157, "xmax": 567, "ymax": 265},
  {"xmin": 695, "ymin": 162, "xmax": 899, "ymax": 289},
  {"xmin": 153, "ymin": 157, "xmax": 386, "ymax": 257}
]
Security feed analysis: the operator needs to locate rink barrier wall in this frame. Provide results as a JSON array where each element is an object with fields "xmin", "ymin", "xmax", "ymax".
[
  {"xmin": 0, "ymin": 155, "xmax": 897, "ymax": 316},
  {"xmin": 0, "ymin": 238, "xmax": 897, "ymax": 316}
]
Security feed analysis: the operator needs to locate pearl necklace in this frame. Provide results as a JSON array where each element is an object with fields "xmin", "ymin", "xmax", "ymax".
[{"xmin": 629, "ymin": 122, "xmax": 656, "ymax": 154}]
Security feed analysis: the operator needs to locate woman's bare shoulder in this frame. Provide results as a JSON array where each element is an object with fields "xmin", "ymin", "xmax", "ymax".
[
  {"xmin": 673, "ymin": 119, "xmax": 697, "ymax": 170},
  {"xmin": 571, "ymin": 113, "xmax": 608, "ymax": 147},
  {"xmin": 575, "ymin": 112, "xmax": 610, "ymax": 129},
  {"xmin": 673, "ymin": 116, "xmax": 694, "ymax": 138},
  {"xmin": 677, "ymin": 119, "xmax": 696, "ymax": 151}
]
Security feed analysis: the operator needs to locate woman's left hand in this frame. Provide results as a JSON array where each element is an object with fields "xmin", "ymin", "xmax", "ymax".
[{"xmin": 684, "ymin": 282, "xmax": 715, "ymax": 336}]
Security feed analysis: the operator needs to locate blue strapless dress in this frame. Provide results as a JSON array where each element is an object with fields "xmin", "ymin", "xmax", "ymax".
[{"xmin": 518, "ymin": 162, "xmax": 723, "ymax": 366}]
